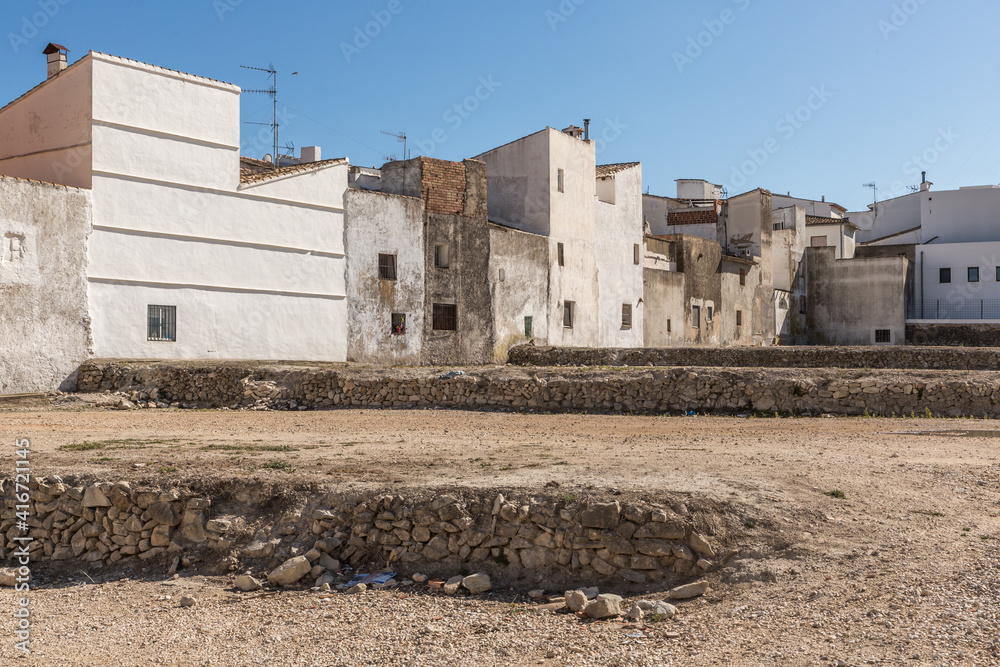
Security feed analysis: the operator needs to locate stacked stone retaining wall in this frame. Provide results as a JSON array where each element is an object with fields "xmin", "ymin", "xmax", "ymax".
[{"xmin": 76, "ymin": 361, "xmax": 1000, "ymax": 418}]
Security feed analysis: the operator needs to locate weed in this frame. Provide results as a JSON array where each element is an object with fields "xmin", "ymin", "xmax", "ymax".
[
  {"xmin": 499, "ymin": 465, "xmax": 512, "ymax": 471},
  {"xmin": 743, "ymin": 518, "xmax": 757, "ymax": 529},
  {"xmin": 58, "ymin": 438, "xmax": 176, "ymax": 452},
  {"xmin": 863, "ymin": 408, "xmax": 871, "ymax": 418},
  {"xmin": 261, "ymin": 461, "xmax": 294, "ymax": 472},
  {"xmin": 825, "ymin": 489, "xmax": 846, "ymax": 499},
  {"xmin": 924, "ymin": 407, "xmax": 933, "ymax": 419},
  {"xmin": 562, "ymin": 493, "xmax": 579, "ymax": 504},
  {"xmin": 90, "ymin": 456, "xmax": 116, "ymax": 462},
  {"xmin": 203, "ymin": 444, "xmax": 294, "ymax": 452},
  {"xmin": 158, "ymin": 466, "xmax": 178, "ymax": 474}
]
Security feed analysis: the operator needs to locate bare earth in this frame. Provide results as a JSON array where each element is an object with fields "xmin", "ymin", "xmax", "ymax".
[{"xmin": 1, "ymin": 397, "xmax": 999, "ymax": 666}]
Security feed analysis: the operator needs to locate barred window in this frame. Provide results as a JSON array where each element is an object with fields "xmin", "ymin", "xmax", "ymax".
[
  {"xmin": 432, "ymin": 304, "xmax": 457, "ymax": 331},
  {"xmin": 147, "ymin": 305, "xmax": 176, "ymax": 342},
  {"xmin": 378, "ymin": 253, "xmax": 397, "ymax": 280},
  {"xmin": 875, "ymin": 329, "xmax": 891, "ymax": 344}
]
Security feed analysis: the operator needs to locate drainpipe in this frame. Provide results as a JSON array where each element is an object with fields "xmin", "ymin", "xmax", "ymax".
[{"xmin": 919, "ymin": 250, "xmax": 924, "ymax": 319}]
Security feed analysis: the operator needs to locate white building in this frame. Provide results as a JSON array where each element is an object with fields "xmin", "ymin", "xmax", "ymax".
[{"xmin": 0, "ymin": 46, "xmax": 351, "ymax": 368}]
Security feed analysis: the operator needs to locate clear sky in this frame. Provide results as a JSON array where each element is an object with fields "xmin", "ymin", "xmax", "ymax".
[{"xmin": 2, "ymin": 0, "xmax": 998, "ymax": 210}]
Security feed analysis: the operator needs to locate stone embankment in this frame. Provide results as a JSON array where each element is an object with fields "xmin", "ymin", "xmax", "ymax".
[
  {"xmin": 2, "ymin": 477, "xmax": 736, "ymax": 591},
  {"xmin": 77, "ymin": 361, "xmax": 1000, "ymax": 417},
  {"xmin": 508, "ymin": 345, "xmax": 1000, "ymax": 370}
]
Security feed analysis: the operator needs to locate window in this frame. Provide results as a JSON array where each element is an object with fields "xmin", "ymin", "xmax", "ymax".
[
  {"xmin": 736, "ymin": 310, "xmax": 743, "ymax": 327},
  {"xmin": 563, "ymin": 301, "xmax": 574, "ymax": 328},
  {"xmin": 524, "ymin": 316, "xmax": 533, "ymax": 338},
  {"xmin": 692, "ymin": 305, "xmax": 701, "ymax": 329},
  {"xmin": 773, "ymin": 222, "xmax": 782, "ymax": 231},
  {"xmin": 997, "ymin": 266, "xmax": 1000, "ymax": 282},
  {"xmin": 557, "ymin": 168, "xmax": 565, "ymax": 193},
  {"xmin": 557, "ymin": 242, "xmax": 565, "ymax": 267},
  {"xmin": 621, "ymin": 304, "xmax": 632, "ymax": 329},
  {"xmin": 147, "ymin": 305, "xmax": 176, "ymax": 342},
  {"xmin": 968, "ymin": 267, "xmax": 980, "ymax": 283},
  {"xmin": 378, "ymin": 253, "xmax": 397, "ymax": 280},
  {"xmin": 498, "ymin": 268, "xmax": 506, "ymax": 282},
  {"xmin": 666, "ymin": 319, "xmax": 671, "ymax": 333},
  {"xmin": 432, "ymin": 304, "xmax": 457, "ymax": 331},
  {"xmin": 810, "ymin": 236, "xmax": 828, "ymax": 247},
  {"xmin": 391, "ymin": 313, "xmax": 407, "ymax": 335},
  {"xmin": 875, "ymin": 329, "xmax": 891, "ymax": 344},
  {"xmin": 633, "ymin": 243, "xmax": 640, "ymax": 265},
  {"xmin": 940, "ymin": 268, "xmax": 951, "ymax": 284},
  {"xmin": 434, "ymin": 244, "xmax": 450, "ymax": 269},
  {"xmin": 707, "ymin": 306, "xmax": 713, "ymax": 322},
  {"xmin": 739, "ymin": 268, "xmax": 746, "ymax": 286}
]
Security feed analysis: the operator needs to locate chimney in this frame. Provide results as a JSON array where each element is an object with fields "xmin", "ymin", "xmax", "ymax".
[
  {"xmin": 920, "ymin": 171, "xmax": 932, "ymax": 192},
  {"xmin": 584, "ymin": 119, "xmax": 591, "ymax": 142},
  {"xmin": 43, "ymin": 43, "xmax": 69, "ymax": 80},
  {"xmin": 300, "ymin": 146, "xmax": 321, "ymax": 163}
]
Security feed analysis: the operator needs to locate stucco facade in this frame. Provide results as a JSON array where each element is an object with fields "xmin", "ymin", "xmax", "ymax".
[{"xmin": 0, "ymin": 176, "xmax": 92, "ymax": 392}]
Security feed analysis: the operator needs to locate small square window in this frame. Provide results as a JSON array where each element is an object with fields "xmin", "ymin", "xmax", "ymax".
[
  {"xmin": 563, "ymin": 301, "xmax": 574, "ymax": 328},
  {"xmin": 692, "ymin": 305, "xmax": 701, "ymax": 329},
  {"xmin": 557, "ymin": 242, "xmax": 565, "ymax": 267},
  {"xmin": 633, "ymin": 243, "xmax": 640, "ymax": 265},
  {"xmin": 875, "ymin": 329, "xmax": 891, "ymax": 344},
  {"xmin": 557, "ymin": 168, "xmax": 565, "ymax": 193},
  {"xmin": 391, "ymin": 313, "xmax": 407, "ymax": 335},
  {"xmin": 739, "ymin": 268, "xmax": 746, "ymax": 286},
  {"xmin": 378, "ymin": 253, "xmax": 397, "ymax": 280},
  {"xmin": 736, "ymin": 310, "xmax": 743, "ymax": 327},
  {"xmin": 147, "ymin": 305, "xmax": 176, "ymax": 342},
  {"xmin": 432, "ymin": 304, "xmax": 457, "ymax": 331},
  {"xmin": 940, "ymin": 267, "xmax": 951, "ymax": 284},
  {"xmin": 524, "ymin": 315, "xmax": 533, "ymax": 338},
  {"xmin": 621, "ymin": 304, "xmax": 632, "ymax": 329},
  {"xmin": 968, "ymin": 267, "xmax": 979, "ymax": 283},
  {"xmin": 434, "ymin": 244, "xmax": 450, "ymax": 269}
]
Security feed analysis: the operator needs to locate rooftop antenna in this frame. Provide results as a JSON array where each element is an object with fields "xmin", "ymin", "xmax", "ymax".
[
  {"xmin": 381, "ymin": 130, "xmax": 408, "ymax": 161},
  {"xmin": 242, "ymin": 63, "xmax": 279, "ymax": 161},
  {"xmin": 863, "ymin": 181, "xmax": 877, "ymax": 224}
]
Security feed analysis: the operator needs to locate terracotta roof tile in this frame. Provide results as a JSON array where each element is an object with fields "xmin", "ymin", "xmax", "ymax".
[
  {"xmin": 239, "ymin": 156, "xmax": 347, "ymax": 184},
  {"xmin": 596, "ymin": 162, "xmax": 640, "ymax": 178}
]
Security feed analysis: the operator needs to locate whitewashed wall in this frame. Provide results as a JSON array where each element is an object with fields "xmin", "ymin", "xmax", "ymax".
[{"xmin": 594, "ymin": 165, "xmax": 644, "ymax": 347}]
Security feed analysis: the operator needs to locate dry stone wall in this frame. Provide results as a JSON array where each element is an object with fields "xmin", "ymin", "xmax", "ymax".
[
  {"xmin": 509, "ymin": 345, "xmax": 1000, "ymax": 371},
  {"xmin": 2, "ymin": 477, "xmax": 735, "ymax": 590},
  {"xmin": 77, "ymin": 361, "xmax": 1000, "ymax": 418}
]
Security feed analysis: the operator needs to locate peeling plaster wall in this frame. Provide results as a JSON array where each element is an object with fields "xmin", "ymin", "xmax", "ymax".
[
  {"xmin": 0, "ymin": 177, "xmax": 92, "ymax": 392},
  {"xmin": 345, "ymin": 190, "xmax": 425, "ymax": 364},
  {"xmin": 489, "ymin": 224, "xmax": 550, "ymax": 360}
]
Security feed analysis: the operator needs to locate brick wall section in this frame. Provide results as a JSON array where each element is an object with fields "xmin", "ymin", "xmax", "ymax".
[
  {"xmin": 421, "ymin": 157, "xmax": 467, "ymax": 216},
  {"xmin": 667, "ymin": 209, "xmax": 717, "ymax": 226}
]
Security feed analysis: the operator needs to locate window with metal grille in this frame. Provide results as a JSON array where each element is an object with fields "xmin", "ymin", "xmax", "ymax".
[
  {"xmin": 563, "ymin": 301, "xmax": 574, "ymax": 328},
  {"xmin": 968, "ymin": 267, "xmax": 979, "ymax": 283},
  {"xmin": 391, "ymin": 313, "xmax": 407, "ymax": 335},
  {"xmin": 940, "ymin": 267, "xmax": 951, "ymax": 284},
  {"xmin": 434, "ymin": 244, "xmax": 450, "ymax": 269},
  {"xmin": 557, "ymin": 242, "xmax": 564, "ymax": 267},
  {"xmin": 378, "ymin": 253, "xmax": 397, "ymax": 280},
  {"xmin": 147, "ymin": 305, "xmax": 176, "ymax": 342},
  {"xmin": 875, "ymin": 329, "xmax": 891, "ymax": 344},
  {"xmin": 621, "ymin": 304, "xmax": 632, "ymax": 329},
  {"xmin": 432, "ymin": 304, "xmax": 457, "ymax": 331}
]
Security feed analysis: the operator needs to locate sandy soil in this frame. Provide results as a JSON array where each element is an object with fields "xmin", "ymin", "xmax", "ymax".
[{"xmin": 1, "ymin": 398, "xmax": 999, "ymax": 665}]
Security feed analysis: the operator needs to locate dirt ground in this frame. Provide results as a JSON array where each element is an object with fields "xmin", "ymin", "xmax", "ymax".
[{"xmin": 1, "ymin": 397, "xmax": 999, "ymax": 666}]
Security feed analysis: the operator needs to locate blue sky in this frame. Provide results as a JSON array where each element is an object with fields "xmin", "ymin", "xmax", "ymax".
[{"xmin": 2, "ymin": 0, "xmax": 998, "ymax": 210}]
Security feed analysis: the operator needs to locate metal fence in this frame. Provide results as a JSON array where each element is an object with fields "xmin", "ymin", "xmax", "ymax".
[{"xmin": 907, "ymin": 299, "xmax": 1000, "ymax": 320}]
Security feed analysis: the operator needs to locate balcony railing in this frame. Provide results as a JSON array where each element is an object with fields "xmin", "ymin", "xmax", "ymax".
[{"xmin": 907, "ymin": 299, "xmax": 1000, "ymax": 320}]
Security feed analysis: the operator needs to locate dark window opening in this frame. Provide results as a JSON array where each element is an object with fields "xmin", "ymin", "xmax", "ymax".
[
  {"xmin": 391, "ymin": 313, "xmax": 407, "ymax": 335},
  {"xmin": 666, "ymin": 319, "xmax": 671, "ymax": 333},
  {"xmin": 524, "ymin": 316, "xmax": 533, "ymax": 338},
  {"xmin": 707, "ymin": 306, "xmax": 713, "ymax": 322},
  {"xmin": 378, "ymin": 253, "xmax": 397, "ymax": 280},
  {"xmin": 996, "ymin": 266, "xmax": 1000, "ymax": 282},
  {"xmin": 147, "ymin": 305, "xmax": 176, "ymax": 342},
  {"xmin": 692, "ymin": 305, "xmax": 701, "ymax": 329},
  {"xmin": 940, "ymin": 267, "xmax": 951, "ymax": 284},
  {"xmin": 432, "ymin": 304, "xmax": 457, "ymax": 331},
  {"xmin": 563, "ymin": 301, "xmax": 574, "ymax": 328},
  {"xmin": 621, "ymin": 304, "xmax": 632, "ymax": 329},
  {"xmin": 434, "ymin": 244, "xmax": 450, "ymax": 269},
  {"xmin": 633, "ymin": 243, "xmax": 640, "ymax": 265},
  {"xmin": 968, "ymin": 267, "xmax": 980, "ymax": 283},
  {"xmin": 739, "ymin": 268, "xmax": 746, "ymax": 286},
  {"xmin": 557, "ymin": 242, "xmax": 565, "ymax": 267},
  {"xmin": 875, "ymin": 329, "xmax": 891, "ymax": 344},
  {"xmin": 736, "ymin": 310, "xmax": 743, "ymax": 327}
]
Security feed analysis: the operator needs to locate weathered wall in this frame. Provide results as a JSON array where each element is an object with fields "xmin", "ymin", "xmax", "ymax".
[
  {"xmin": 807, "ymin": 247, "xmax": 909, "ymax": 346},
  {"xmin": 642, "ymin": 265, "xmax": 684, "ymax": 348},
  {"xmin": 724, "ymin": 190, "xmax": 775, "ymax": 345},
  {"xmin": 474, "ymin": 129, "xmax": 551, "ymax": 236},
  {"xmin": 489, "ymin": 224, "xmax": 550, "ymax": 360},
  {"xmin": 0, "ymin": 177, "xmax": 92, "ymax": 393},
  {"xmin": 907, "ymin": 323, "xmax": 1000, "ymax": 347},
  {"xmin": 509, "ymin": 344, "xmax": 1000, "ymax": 370},
  {"xmin": 76, "ymin": 361, "xmax": 1000, "ymax": 418},
  {"xmin": 675, "ymin": 235, "xmax": 723, "ymax": 346},
  {"xmin": 720, "ymin": 259, "xmax": 757, "ymax": 346},
  {"xmin": 1, "ymin": 477, "xmax": 737, "ymax": 589},
  {"xmin": 594, "ymin": 165, "xmax": 644, "ymax": 348},
  {"xmin": 345, "ymin": 190, "xmax": 425, "ymax": 364}
]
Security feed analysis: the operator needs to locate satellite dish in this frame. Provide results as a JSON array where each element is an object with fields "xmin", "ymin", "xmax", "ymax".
[{"xmin": 263, "ymin": 154, "xmax": 273, "ymax": 163}]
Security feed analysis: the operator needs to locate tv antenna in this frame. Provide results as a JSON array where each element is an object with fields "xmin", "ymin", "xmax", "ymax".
[
  {"xmin": 381, "ymin": 130, "xmax": 408, "ymax": 161},
  {"xmin": 242, "ymin": 63, "xmax": 280, "ymax": 161},
  {"xmin": 863, "ymin": 181, "xmax": 877, "ymax": 224}
]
